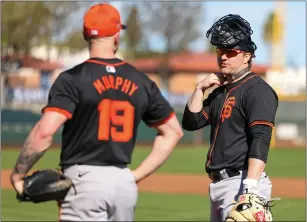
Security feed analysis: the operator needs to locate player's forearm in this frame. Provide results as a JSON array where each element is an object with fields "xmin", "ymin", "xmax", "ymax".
[
  {"xmin": 133, "ymin": 132, "xmax": 181, "ymax": 182},
  {"xmin": 187, "ymin": 86, "xmax": 205, "ymax": 112},
  {"xmin": 11, "ymin": 123, "xmax": 52, "ymax": 181},
  {"xmin": 247, "ymin": 158, "xmax": 265, "ymax": 180},
  {"xmin": 242, "ymin": 158, "xmax": 266, "ymax": 194}
]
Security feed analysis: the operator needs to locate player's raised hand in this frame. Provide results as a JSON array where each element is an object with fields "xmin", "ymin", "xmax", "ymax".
[{"xmin": 197, "ymin": 73, "xmax": 225, "ymax": 91}]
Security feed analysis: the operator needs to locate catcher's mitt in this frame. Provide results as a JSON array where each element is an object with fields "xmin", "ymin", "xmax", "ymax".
[
  {"xmin": 17, "ymin": 169, "xmax": 73, "ymax": 203},
  {"xmin": 225, "ymin": 193, "xmax": 280, "ymax": 222}
]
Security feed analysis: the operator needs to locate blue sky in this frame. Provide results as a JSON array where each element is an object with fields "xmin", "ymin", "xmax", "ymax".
[
  {"xmin": 200, "ymin": 1, "xmax": 306, "ymax": 67},
  {"xmin": 94, "ymin": 1, "xmax": 306, "ymax": 67}
]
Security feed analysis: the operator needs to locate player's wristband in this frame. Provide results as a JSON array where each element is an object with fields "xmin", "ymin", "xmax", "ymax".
[{"xmin": 242, "ymin": 178, "xmax": 258, "ymax": 194}]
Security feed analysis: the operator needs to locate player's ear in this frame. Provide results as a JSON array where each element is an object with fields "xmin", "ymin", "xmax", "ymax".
[
  {"xmin": 243, "ymin": 53, "xmax": 251, "ymax": 64},
  {"xmin": 113, "ymin": 32, "xmax": 120, "ymax": 53},
  {"xmin": 114, "ymin": 32, "xmax": 120, "ymax": 43}
]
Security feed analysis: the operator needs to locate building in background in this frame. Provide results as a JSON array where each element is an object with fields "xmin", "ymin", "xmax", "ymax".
[
  {"xmin": 266, "ymin": 67, "xmax": 306, "ymax": 96},
  {"xmin": 1, "ymin": 45, "xmax": 125, "ymax": 111},
  {"xmin": 30, "ymin": 45, "xmax": 125, "ymax": 70},
  {"xmin": 1, "ymin": 54, "xmax": 64, "ymax": 110}
]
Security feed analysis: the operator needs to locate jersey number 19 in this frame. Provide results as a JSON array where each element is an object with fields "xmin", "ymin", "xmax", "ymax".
[{"xmin": 98, "ymin": 99, "xmax": 134, "ymax": 142}]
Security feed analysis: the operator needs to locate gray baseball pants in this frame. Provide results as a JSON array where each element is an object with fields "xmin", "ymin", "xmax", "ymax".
[
  {"xmin": 209, "ymin": 170, "xmax": 272, "ymax": 221},
  {"xmin": 58, "ymin": 165, "xmax": 138, "ymax": 221}
]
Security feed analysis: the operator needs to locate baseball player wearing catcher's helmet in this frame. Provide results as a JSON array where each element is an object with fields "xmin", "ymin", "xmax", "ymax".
[
  {"xmin": 182, "ymin": 14, "xmax": 279, "ymax": 221},
  {"xmin": 10, "ymin": 3, "xmax": 184, "ymax": 221}
]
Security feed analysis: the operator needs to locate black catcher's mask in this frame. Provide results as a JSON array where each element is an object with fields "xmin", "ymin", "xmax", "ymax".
[{"xmin": 206, "ymin": 14, "xmax": 257, "ymax": 56}]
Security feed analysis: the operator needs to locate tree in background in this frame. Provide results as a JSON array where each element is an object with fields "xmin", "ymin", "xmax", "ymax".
[
  {"xmin": 206, "ymin": 38, "xmax": 216, "ymax": 54},
  {"xmin": 263, "ymin": 11, "xmax": 283, "ymax": 65},
  {"xmin": 55, "ymin": 31, "xmax": 88, "ymax": 55},
  {"xmin": 40, "ymin": 2, "xmax": 90, "ymax": 59},
  {"xmin": 123, "ymin": 5, "xmax": 142, "ymax": 60},
  {"xmin": 142, "ymin": 2, "xmax": 203, "ymax": 53},
  {"xmin": 2, "ymin": 2, "xmax": 51, "ymax": 56},
  {"xmin": 263, "ymin": 12, "xmax": 275, "ymax": 64},
  {"xmin": 205, "ymin": 16, "xmax": 219, "ymax": 54},
  {"xmin": 139, "ymin": 2, "xmax": 204, "ymax": 93},
  {"xmin": 1, "ymin": 2, "xmax": 91, "ymax": 58}
]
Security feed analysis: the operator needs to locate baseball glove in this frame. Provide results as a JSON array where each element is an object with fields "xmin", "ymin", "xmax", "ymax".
[
  {"xmin": 16, "ymin": 169, "xmax": 73, "ymax": 203},
  {"xmin": 225, "ymin": 193, "xmax": 280, "ymax": 222}
]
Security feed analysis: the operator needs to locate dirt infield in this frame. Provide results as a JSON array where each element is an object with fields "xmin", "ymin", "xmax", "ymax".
[{"xmin": 2, "ymin": 170, "xmax": 305, "ymax": 198}]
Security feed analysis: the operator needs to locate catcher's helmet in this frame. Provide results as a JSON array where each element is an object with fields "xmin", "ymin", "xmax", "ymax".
[{"xmin": 206, "ymin": 14, "xmax": 257, "ymax": 56}]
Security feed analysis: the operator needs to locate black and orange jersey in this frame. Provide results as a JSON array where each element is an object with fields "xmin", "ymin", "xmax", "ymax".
[
  {"xmin": 42, "ymin": 58, "xmax": 174, "ymax": 168},
  {"xmin": 182, "ymin": 73, "xmax": 278, "ymax": 173}
]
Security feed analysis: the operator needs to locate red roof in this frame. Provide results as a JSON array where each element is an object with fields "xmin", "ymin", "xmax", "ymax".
[
  {"xmin": 2, "ymin": 55, "xmax": 64, "ymax": 71},
  {"xmin": 129, "ymin": 51, "xmax": 270, "ymax": 75},
  {"xmin": 22, "ymin": 56, "xmax": 64, "ymax": 71}
]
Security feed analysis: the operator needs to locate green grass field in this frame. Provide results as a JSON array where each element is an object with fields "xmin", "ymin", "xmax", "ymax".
[
  {"xmin": 2, "ymin": 146, "xmax": 306, "ymax": 221},
  {"xmin": 2, "ymin": 190, "xmax": 305, "ymax": 221},
  {"xmin": 2, "ymin": 146, "xmax": 306, "ymax": 177}
]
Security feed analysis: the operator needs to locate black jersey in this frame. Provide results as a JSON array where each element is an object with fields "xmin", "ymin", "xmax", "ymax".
[
  {"xmin": 42, "ymin": 58, "xmax": 174, "ymax": 168},
  {"xmin": 182, "ymin": 73, "xmax": 278, "ymax": 173}
]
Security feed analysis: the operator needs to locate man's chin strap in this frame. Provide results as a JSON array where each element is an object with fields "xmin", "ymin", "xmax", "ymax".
[{"xmin": 231, "ymin": 67, "xmax": 252, "ymax": 81}]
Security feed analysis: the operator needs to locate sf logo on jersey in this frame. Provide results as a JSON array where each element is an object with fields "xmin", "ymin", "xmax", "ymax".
[{"xmin": 221, "ymin": 97, "xmax": 236, "ymax": 123}]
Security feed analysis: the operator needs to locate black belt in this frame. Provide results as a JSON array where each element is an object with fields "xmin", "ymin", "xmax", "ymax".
[{"xmin": 209, "ymin": 169, "xmax": 241, "ymax": 182}]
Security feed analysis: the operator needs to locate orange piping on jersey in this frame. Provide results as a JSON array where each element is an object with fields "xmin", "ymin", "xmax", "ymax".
[
  {"xmin": 206, "ymin": 75, "xmax": 256, "ymax": 167},
  {"xmin": 202, "ymin": 110, "xmax": 210, "ymax": 124},
  {"xmin": 149, "ymin": 112, "xmax": 176, "ymax": 128},
  {"xmin": 249, "ymin": 121, "xmax": 274, "ymax": 128},
  {"xmin": 43, "ymin": 107, "xmax": 72, "ymax": 119},
  {"xmin": 86, "ymin": 59, "xmax": 126, "ymax": 67}
]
